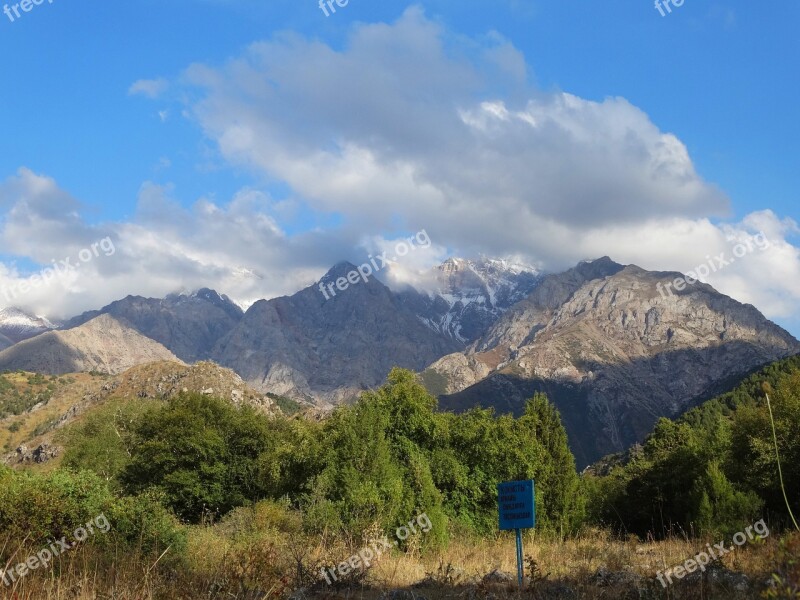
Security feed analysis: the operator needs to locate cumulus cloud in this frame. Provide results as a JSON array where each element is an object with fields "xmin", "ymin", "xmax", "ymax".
[
  {"xmin": 182, "ymin": 7, "xmax": 728, "ymax": 243},
  {"xmin": 1, "ymin": 8, "xmax": 798, "ymax": 330},
  {"xmin": 0, "ymin": 170, "xmax": 361, "ymax": 318}
]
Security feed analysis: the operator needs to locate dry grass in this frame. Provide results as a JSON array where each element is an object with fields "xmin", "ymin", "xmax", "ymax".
[
  {"xmin": 2, "ymin": 525, "xmax": 795, "ymax": 600},
  {"xmin": 0, "ymin": 371, "xmax": 101, "ymax": 466}
]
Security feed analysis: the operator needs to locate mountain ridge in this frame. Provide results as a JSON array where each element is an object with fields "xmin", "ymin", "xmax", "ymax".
[
  {"xmin": 0, "ymin": 314, "xmax": 183, "ymax": 375},
  {"xmin": 1, "ymin": 256, "xmax": 797, "ymax": 466},
  {"xmin": 427, "ymin": 259, "xmax": 799, "ymax": 465}
]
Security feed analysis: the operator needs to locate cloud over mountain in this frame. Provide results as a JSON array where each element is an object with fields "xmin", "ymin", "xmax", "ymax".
[{"xmin": 0, "ymin": 8, "xmax": 798, "ymax": 334}]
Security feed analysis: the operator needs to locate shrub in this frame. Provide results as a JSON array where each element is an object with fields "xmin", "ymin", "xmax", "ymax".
[
  {"xmin": 121, "ymin": 393, "xmax": 273, "ymax": 523},
  {"xmin": 0, "ymin": 468, "xmax": 113, "ymax": 543}
]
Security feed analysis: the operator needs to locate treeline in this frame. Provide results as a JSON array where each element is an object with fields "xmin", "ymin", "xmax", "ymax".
[
  {"xmin": 51, "ymin": 368, "xmax": 583, "ymax": 547},
  {"xmin": 586, "ymin": 355, "xmax": 800, "ymax": 538},
  {"xmin": 4, "ymin": 355, "xmax": 798, "ymax": 558}
]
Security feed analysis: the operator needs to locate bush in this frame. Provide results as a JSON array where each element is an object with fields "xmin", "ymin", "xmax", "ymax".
[
  {"xmin": 104, "ymin": 490, "xmax": 187, "ymax": 558},
  {"xmin": 61, "ymin": 399, "xmax": 148, "ymax": 485},
  {"xmin": 0, "ymin": 467, "xmax": 185, "ymax": 563},
  {"xmin": 0, "ymin": 468, "xmax": 113, "ymax": 542},
  {"xmin": 121, "ymin": 393, "xmax": 273, "ymax": 523}
]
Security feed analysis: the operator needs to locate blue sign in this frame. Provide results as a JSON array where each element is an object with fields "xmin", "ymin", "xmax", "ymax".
[{"xmin": 497, "ymin": 480, "xmax": 535, "ymax": 531}]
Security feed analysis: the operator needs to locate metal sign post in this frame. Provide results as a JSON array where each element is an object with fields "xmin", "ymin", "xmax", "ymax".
[{"xmin": 497, "ymin": 480, "xmax": 536, "ymax": 589}]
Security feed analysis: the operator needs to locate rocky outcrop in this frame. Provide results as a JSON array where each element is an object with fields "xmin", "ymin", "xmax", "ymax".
[
  {"xmin": 12, "ymin": 443, "xmax": 61, "ymax": 464},
  {"xmin": 103, "ymin": 360, "xmax": 278, "ymax": 413}
]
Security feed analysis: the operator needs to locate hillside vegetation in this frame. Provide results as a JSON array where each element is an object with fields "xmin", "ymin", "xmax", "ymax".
[
  {"xmin": 0, "ymin": 360, "xmax": 799, "ymax": 598},
  {"xmin": 587, "ymin": 355, "xmax": 800, "ymax": 539}
]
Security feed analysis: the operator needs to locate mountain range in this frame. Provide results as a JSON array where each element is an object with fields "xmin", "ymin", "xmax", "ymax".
[{"xmin": 1, "ymin": 256, "xmax": 797, "ymax": 465}]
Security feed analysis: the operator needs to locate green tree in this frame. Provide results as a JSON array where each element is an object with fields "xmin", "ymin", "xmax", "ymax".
[
  {"xmin": 121, "ymin": 393, "xmax": 271, "ymax": 522},
  {"xmin": 729, "ymin": 372, "xmax": 800, "ymax": 527},
  {"xmin": 690, "ymin": 461, "xmax": 763, "ymax": 537},
  {"xmin": 61, "ymin": 399, "xmax": 146, "ymax": 485},
  {"xmin": 518, "ymin": 393, "xmax": 585, "ymax": 533},
  {"xmin": 303, "ymin": 370, "xmax": 448, "ymax": 547}
]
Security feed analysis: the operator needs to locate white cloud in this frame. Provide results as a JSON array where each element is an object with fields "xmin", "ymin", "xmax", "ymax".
[
  {"xmin": 0, "ymin": 171, "xmax": 357, "ymax": 318},
  {"xmin": 128, "ymin": 78, "xmax": 169, "ymax": 99},
  {"xmin": 1, "ymin": 8, "xmax": 798, "ymax": 331},
  {"xmin": 180, "ymin": 6, "xmax": 728, "ymax": 244}
]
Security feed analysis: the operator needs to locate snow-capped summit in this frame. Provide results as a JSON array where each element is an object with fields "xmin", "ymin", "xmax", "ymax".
[
  {"xmin": 0, "ymin": 307, "xmax": 57, "ymax": 348},
  {"xmin": 397, "ymin": 257, "xmax": 542, "ymax": 343}
]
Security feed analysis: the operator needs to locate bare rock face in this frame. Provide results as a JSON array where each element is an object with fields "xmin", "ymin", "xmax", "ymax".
[
  {"xmin": 0, "ymin": 314, "xmax": 183, "ymax": 375},
  {"xmin": 421, "ymin": 353, "xmax": 492, "ymax": 396},
  {"xmin": 431, "ymin": 259, "xmax": 800, "ymax": 466},
  {"xmin": 213, "ymin": 259, "xmax": 539, "ymax": 403},
  {"xmin": 395, "ymin": 257, "xmax": 541, "ymax": 343},
  {"xmin": 212, "ymin": 262, "xmax": 464, "ymax": 404}
]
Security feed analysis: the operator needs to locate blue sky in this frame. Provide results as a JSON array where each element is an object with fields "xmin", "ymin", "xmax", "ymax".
[{"xmin": 0, "ymin": 0, "xmax": 798, "ymax": 335}]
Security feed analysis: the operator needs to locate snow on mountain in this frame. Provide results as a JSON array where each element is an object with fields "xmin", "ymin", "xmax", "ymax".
[
  {"xmin": 0, "ymin": 307, "xmax": 58, "ymax": 345},
  {"xmin": 394, "ymin": 257, "xmax": 542, "ymax": 343}
]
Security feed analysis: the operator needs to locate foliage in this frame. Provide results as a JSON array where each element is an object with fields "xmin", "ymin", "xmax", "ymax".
[
  {"xmin": 120, "ymin": 392, "xmax": 273, "ymax": 523},
  {"xmin": 0, "ymin": 466, "xmax": 184, "ymax": 560},
  {"xmin": 61, "ymin": 399, "xmax": 147, "ymax": 485},
  {"xmin": 588, "ymin": 355, "xmax": 800, "ymax": 538},
  {"xmin": 53, "ymin": 370, "xmax": 583, "ymax": 544},
  {"xmin": 267, "ymin": 392, "xmax": 305, "ymax": 416},
  {"xmin": 0, "ymin": 467, "xmax": 113, "ymax": 542}
]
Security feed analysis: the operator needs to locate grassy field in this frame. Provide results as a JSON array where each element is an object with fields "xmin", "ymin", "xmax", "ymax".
[{"xmin": 2, "ymin": 519, "xmax": 797, "ymax": 599}]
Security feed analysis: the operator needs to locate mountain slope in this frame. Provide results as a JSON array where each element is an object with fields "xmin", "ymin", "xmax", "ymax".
[
  {"xmin": 66, "ymin": 288, "xmax": 243, "ymax": 362},
  {"xmin": 212, "ymin": 262, "xmax": 464, "ymax": 403},
  {"xmin": 0, "ymin": 332, "xmax": 13, "ymax": 351},
  {"xmin": 1, "ymin": 360, "xmax": 285, "ymax": 467},
  {"xmin": 0, "ymin": 314, "xmax": 183, "ymax": 375},
  {"xmin": 424, "ymin": 257, "xmax": 625, "ymax": 393},
  {"xmin": 427, "ymin": 258, "xmax": 800, "ymax": 466}
]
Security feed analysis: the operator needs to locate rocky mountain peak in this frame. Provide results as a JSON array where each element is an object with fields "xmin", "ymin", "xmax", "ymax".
[
  {"xmin": 395, "ymin": 257, "xmax": 542, "ymax": 343},
  {"xmin": 426, "ymin": 259, "xmax": 799, "ymax": 466},
  {"xmin": 64, "ymin": 289, "xmax": 244, "ymax": 363}
]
